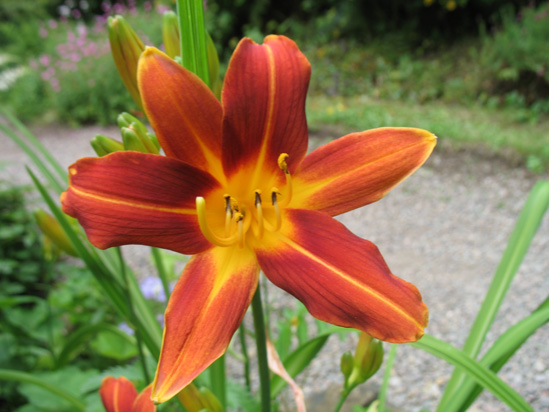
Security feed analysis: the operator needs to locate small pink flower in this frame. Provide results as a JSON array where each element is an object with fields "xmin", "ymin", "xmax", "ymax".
[
  {"xmin": 101, "ymin": 1, "xmax": 111, "ymax": 13},
  {"xmin": 39, "ymin": 27, "xmax": 48, "ymax": 38},
  {"xmin": 39, "ymin": 54, "xmax": 51, "ymax": 67},
  {"xmin": 29, "ymin": 60, "xmax": 38, "ymax": 70},
  {"xmin": 48, "ymin": 19, "xmax": 58, "ymax": 29},
  {"xmin": 72, "ymin": 9, "xmax": 82, "ymax": 19},
  {"xmin": 144, "ymin": 1, "xmax": 152, "ymax": 11}
]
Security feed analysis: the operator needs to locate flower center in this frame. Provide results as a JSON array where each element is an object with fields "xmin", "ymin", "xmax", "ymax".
[{"xmin": 196, "ymin": 153, "xmax": 293, "ymax": 248}]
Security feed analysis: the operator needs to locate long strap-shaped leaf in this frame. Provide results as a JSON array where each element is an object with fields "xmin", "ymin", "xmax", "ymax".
[
  {"xmin": 0, "ymin": 369, "xmax": 86, "ymax": 411},
  {"xmin": 447, "ymin": 301, "xmax": 549, "ymax": 411},
  {"xmin": 438, "ymin": 180, "xmax": 549, "ymax": 410},
  {"xmin": 411, "ymin": 335, "xmax": 534, "ymax": 412}
]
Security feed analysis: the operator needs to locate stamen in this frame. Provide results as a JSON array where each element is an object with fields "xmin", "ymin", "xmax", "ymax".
[
  {"xmin": 235, "ymin": 212, "xmax": 245, "ymax": 249},
  {"xmin": 271, "ymin": 190, "xmax": 282, "ymax": 231},
  {"xmin": 196, "ymin": 197, "xmax": 238, "ymax": 247},
  {"xmin": 255, "ymin": 190, "xmax": 264, "ymax": 239},
  {"xmin": 277, "ymin": 153, "xmax": 293, "ymax": 206},
  {"xmin": 224, "ymin": 195, "xmax": 232, "ymax": 236}
]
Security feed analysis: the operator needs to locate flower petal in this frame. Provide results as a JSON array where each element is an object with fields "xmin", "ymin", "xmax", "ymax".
[
  {"xmin": 61, "ymin": 152, "xmax": 220, "ymax": 255},
  {"xmin": 99, "ymin": 376, "xmax": 138, "ymax": 412},
  {"xmin": 138, "ymin": 47, "xmax": 224, "ymax": 178},
  {"xmin": 222, "ymin": 35, "xmax": 310, "ymax": 179},
  {"xmin": 133, "ymin": 384, "xmax": 156, "ymax": 412},
  {"xmin": 292, "ymin": 128, "xmax": 436, "ymax": 216},
  {"xmin": 152, "ymin": 245, "xmax": 259, "ymax": 403},
  {"xmin": 255, "ymin": 209, "xmax": 428, "ymax": 343}
]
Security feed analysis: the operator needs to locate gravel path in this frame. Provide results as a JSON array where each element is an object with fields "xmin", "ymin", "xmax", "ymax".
[{"xmin": 1, "ymin": 124, "xmax": 548, "ymax": 412}]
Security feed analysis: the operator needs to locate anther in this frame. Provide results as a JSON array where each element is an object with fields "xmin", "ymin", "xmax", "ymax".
[
  {"xmin": 235, "ymin": 212, "xmax": 245, "ymax": 249},
  {"xmin": 278, "ymin": 153, "xmax": 290, "ymax": 174},
  {"xmin": 276, "ymin": 154, "xmax": 293, "ymax": 206},
  {"xmin": 224, "ymin": 195, "xmax": 232, "ymax": 237},
  {"xmin": 271, "ymin": 190, "xmax": 282, "ymax": 231},
  {"xmin": 255, "ymin": 190, "xmax": 264, "ymax": 239}
]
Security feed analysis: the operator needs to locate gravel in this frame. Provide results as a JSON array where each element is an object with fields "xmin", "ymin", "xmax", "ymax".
[{"xmin": 1, "ymin": 123, "xmax": 548, "ymax": 412}]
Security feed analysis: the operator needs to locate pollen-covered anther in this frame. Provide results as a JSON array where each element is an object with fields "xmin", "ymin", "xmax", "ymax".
[
  {"xmin": 234, "ymin": 212, "xmax": 245, "ymax": 249},
  {"xmin": 276, "ymin": 153, "xmax": 293, "ymax": 206},
  {"xmin": 224, "ymin": 194, "xmax": 232, "ymax": 236}
]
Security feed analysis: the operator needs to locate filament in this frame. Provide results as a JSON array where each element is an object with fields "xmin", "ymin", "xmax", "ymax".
[
  {"xmin": 255, "ymin": 190, "xmax": 264, "ymax": 239},
  {"xmin": 196, "ymin": 197, "xmax": 238, "ymax": 247}
]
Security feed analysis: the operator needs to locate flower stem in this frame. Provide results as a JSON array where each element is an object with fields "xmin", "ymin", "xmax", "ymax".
[
  {"xmin": 378, "ymin": 344, "xmax": 397, "ymax": 412},
  {"xmin": 251, "ymin": 284, "xmax": 271, "ymax": 412},
  {"xmin": 239, "ymin": 323, "xmax": 252, "ymax": 391},
  {"xmin": 332, "ymin": 389, "xmax": 349, "ymax": 412},
  {"xmin": 151, "ymin": 247, "xmax": 171, "ymax": 301},
  {"xmin": 209, "ymin": 356, "xmax": 226, "ymax": 410}
]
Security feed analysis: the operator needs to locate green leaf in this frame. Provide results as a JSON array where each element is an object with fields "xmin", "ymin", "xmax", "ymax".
[
  {"xmin": 438, "ymin": 180, "xmax": 549, "ymax": 411},
  {"xmin": 0, "ymin": 368, "xmax": 87, "ymax": 411},
  {"xmin": 411, "ymin": 335, "xmax": 534, "ymax": 412},
  {"xmin": 270, "ymin": 334, "xmax": 331, "ymax": 397},
  {"xmin": 177, "ymin": 0, "xmax": 210, "ymax": 86},
  {"xmin": 91, "ymin": 328, "xmax": 137, "ymax": 361},
  {"xmin": 275, "ymin": 321, "xmax": 292, "ymax": 361},
  {"xmin": 446, "ymin": 302, "xmax": 549, "ymax": 411}
]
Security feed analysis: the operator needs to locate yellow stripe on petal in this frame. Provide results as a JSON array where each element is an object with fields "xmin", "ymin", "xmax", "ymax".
[
  {"xmin": 292, "ymin": 127, "xmax": 436, "ymax": 216},
  {"xmin": 255, "ymin": 209, "xmax": 428, "ymax": 343},
  {"xmin": 152, "ymin": 246, "xmax": 259, "ymax": 403}
]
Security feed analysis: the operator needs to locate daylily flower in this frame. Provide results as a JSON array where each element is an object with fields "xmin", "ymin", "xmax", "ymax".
[
  {"xmin": 99, "ymin": 376, "xmax": 155, "ymax": 412},
  {"xmin": 61, "ymin": 35, "xmax": 436, "ymax": 403}
]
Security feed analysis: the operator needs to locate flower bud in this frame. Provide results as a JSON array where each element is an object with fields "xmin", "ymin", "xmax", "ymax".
[
  {"xmin": 107, "ymin": 15, "xmax": 145, "ymax": 108},
  {"xmin": 33, "ymin": 209, "xmax": 78, "ymax": 257},
  {"xmin": 91, "ymin": 134, "xmax": 124, "ymax": 157},
  {"xmin": 117, "ymin": 113, "xmax": 160, "ymax": 153},
  {"xmin": 176, "ymin": 383, "xmax": 221, "ymax": 412},
  {"xmin": 199, "ymin": 387, "xmax": 223, "ymax": 412},
  {"xmin": 162, "ymin": 11, "xmax": 180, "ymax": 59},
  {"xmin": 340, "ymin": 350, "xmax": 354, "ymax": 380},
  {"xmin": 117, "ymin": 112, "xmax": 147, "ymax": 135},
  {"xmin": 121, "ymin": 124, "xmax": 159, "ymax": 154},
  {"xmin": 346, "ymin": 332, "xmax": 384, "ymax": 388}
]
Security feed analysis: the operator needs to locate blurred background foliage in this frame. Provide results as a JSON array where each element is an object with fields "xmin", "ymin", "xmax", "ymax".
[{"xmin": 0, "ymin": 0, "xmax": 548, "ymax": 167}]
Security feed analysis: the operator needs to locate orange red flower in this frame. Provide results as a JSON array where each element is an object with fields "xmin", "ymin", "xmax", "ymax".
[
  {"xmin": 99, "ymin": 376, "xmax": 155, "ymax": 412},
  {"xmin": 62, "ymin": 35, "xmax": 436, "ymax": 403}
]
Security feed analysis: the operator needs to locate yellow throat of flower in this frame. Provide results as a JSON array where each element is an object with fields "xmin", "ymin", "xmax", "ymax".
[{"xmin": 196, "ymin": 153, "xmax": 293, "ymax": 248}]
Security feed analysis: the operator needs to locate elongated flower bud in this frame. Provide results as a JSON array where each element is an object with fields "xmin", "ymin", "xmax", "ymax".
[
  {"xmin": 340, "ymin": 351, "xmax": 354, "ymax": 380},
  {"xmin": 121, "ymin": 124, "xmax": 159, "ymax": 154},
  {"xmin": 91, "ymin": 134, "xmax": 124, "ymax": 157},
  {"xmin": 34, "ymin": 209, "xmax": 78, "ymax": 257},
  {"xmin": 162, "ymin": 11, "xmax": 180, "ymax": 59},
  {"xmin": 118, "ymin": 112, "xmax": 160, "ymax": 153},
  {"xmin": 176, "ymin": 384, "xmax": 221, "ymax": 412},
  {"xmin": 108, "ymin": 15, "xmax": 145, "ymax": 108},
  {"xmin": 346, "ymin": 332, "xmax": 384, "ymax": 388}
]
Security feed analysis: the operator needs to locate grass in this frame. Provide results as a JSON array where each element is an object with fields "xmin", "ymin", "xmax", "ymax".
[{"xmin": 306, "ymin": 95, "xmax": 549, "ymax": 172}]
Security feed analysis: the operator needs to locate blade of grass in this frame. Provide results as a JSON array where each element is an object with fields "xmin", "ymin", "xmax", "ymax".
[
  {"xmin": 438, "ymin": 180, "xmax": 549, "ymax": 410},
  {"xmin": 176, "ymin": 0, "xmax": 210, "ymax": 86},
  {"xmin": 1, "ymin": 123, "xmax": 65, "ymax": 194},
  {"xmin": 0, "ymin": 369, "xmax": 86, "ymax": 411},
  {"xmin": 2, "ymin": 109, "xmax": 67, "ymax": 183},
  {"xmin": 411, "ymin": 335, "xmax": 534, "ymax": 412}
]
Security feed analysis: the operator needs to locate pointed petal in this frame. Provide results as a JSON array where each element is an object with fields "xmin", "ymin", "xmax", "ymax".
[
  {"xmin": 133, "ymin": 385, "xmax": 156, "ymax": 412},
  {"xmin": 61, "ymin": 152, "xmax": 220, "ymax": 255},
  {"xmin": 222, "ymin": 35, "xmax": 310, "ymax": 178},
  {"xmin": 255, "ymin": 209, "xmax": 428, "ymax": 343},
  {"xmin": 138, "ymin": 47, "xmax": 224, "ymax": 177},
  {"xmin": 152, "ymin": 246, "xmax": 259, "ymax": 403},
  {"xmin": 99, "ymin": 376, "xmax": 138, "ymax": 412},
  {"xmin": 292, "ymin": 128, "xmax": 436, "ymax": 216}
]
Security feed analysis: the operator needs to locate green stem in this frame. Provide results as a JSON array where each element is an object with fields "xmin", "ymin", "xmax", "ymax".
[
  {"xmin": 117, "ymin": 248, "xmax": 150, "ymax": 382},
  {"xmin": 333, "ymin": 388, "xmax": 351, "ymax": 412},
  {"xmin": 151, "ymin": 247, "xmax": 171, "ymax": 301},
  {"xmin": 251, "ymin": 285, "xmax": 271, "ymax": 412},
  {"xmin": 238, "ymin": 323, "xmax": 252, "ymax": 391},
  {"xmin": 209, "ymin": 356, "xmax": 226, "ymax": 409},
  {"xmin": 378, "ymin": 344, "xmax": 397, "ymax": 412}
]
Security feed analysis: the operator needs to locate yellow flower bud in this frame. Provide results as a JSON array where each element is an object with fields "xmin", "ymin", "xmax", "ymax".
[
  {"xmin": 176, "ymin": 383, "xmax": 222, "ymax": 412},
  {"xmin": 107, "ymin": 15, "xmax": 145, "ymax": 108},
  {"xmin": 33, "ymin": 209, "xmax": 78, "ymax": 257},
  {"xmin": 199, "ymin": 387, "xmax": 223, "ymax": 412}
]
